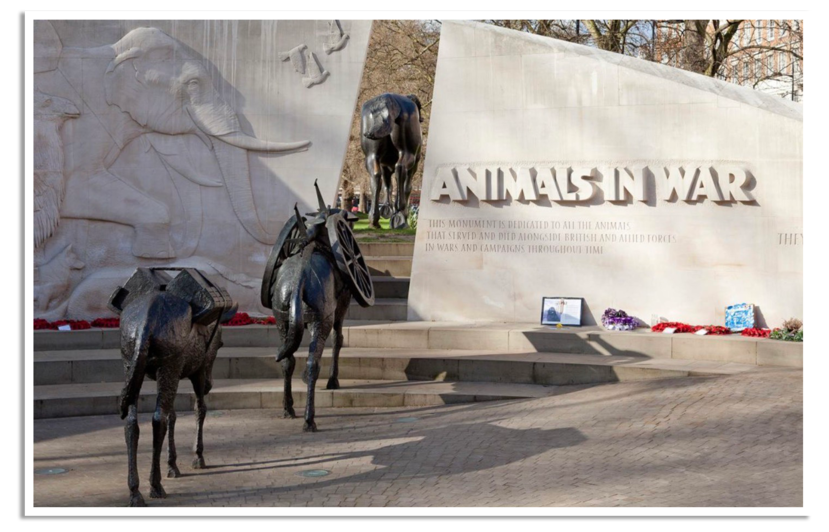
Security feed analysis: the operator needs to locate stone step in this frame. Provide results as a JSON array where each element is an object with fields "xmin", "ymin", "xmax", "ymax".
[
  {"xmin": 346, "ymin": 299, "xmax": 407, "ymax": 321},
  {"xmin": 356, "ymin": 242, "xmax": 414, "ymax": 257},
  {"xmin": 370, "ymin": 277, "xmax": 410, "ymax": 299},
  {"xmin": 34, "ymin": 347, "xmax": 749, "ymax": 388},
  {"xmin": 33, "ymin": 322, "xmax": 803, "ymax": 368},
  {"xmin": 33, "ymin": 378, "xmax": 562, "ymax": 419},
  {"xmin": 365, "ymin": 256, "xmax": 412, "ymax": 277},
  {"xmin": 344, "ymin": 322, "xmax": 803, "ymax": 367}
]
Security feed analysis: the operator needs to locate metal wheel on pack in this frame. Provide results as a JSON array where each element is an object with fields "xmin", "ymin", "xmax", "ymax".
[
  {"xmin": 260, "ymin": 215, "xmax": 305, "ymax": 308},
  {"xmin": 327, "ymin": 215, "xmax": 375, "ymax": 307}
]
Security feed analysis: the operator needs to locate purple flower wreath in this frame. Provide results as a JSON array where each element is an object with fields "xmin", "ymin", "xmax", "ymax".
[{"xmin": 601, "ymin": 308, "xmax": 640, "ymax": 331}]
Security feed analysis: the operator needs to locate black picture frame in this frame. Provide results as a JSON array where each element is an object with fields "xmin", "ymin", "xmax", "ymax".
[{"xmin": 540, "ymin": 297, "xmax": 584, "ymax": 326}]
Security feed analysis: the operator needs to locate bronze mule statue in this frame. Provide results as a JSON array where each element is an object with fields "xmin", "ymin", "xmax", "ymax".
[
  {"xmin": 261, "ymin": 182, "xmax": 374, "ymax": 432},
  {"xmin": 109, "ymin": 268, "xmax": 237, "ymax": 506},
  {"xmin": 360, "ymin": 92, "xmax": 423, "ymax": 229}
]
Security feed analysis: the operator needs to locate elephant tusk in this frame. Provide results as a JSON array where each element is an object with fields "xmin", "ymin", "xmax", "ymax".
[{"xmin": 216, "ymin": 132, "xmax": 310, "ymax": 153}]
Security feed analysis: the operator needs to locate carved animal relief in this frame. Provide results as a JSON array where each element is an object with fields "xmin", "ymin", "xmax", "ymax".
[{"xmin": 324, "ymin": 20, "xmax": 349, "ymax": 54}]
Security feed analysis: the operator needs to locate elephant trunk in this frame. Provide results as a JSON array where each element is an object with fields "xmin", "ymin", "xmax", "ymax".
[{"xmin": 212, "ymin": 139, "xmax": 279, "ymax": 244}]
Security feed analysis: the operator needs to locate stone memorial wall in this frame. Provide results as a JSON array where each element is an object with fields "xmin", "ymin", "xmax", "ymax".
[
  {"xmin": 33, "ymin": 20, "xmax": 370, "ymax": 319},
  {"xmin": 409, "ymin": 21, "xmax": 803, "ymax": 326}
]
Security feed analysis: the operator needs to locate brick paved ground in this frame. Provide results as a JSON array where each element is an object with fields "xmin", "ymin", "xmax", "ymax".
[{"xmin": 33, "ymin": 368, "xmax": 802, "ymax": 507}]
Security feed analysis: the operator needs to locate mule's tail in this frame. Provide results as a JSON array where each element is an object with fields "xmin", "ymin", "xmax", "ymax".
[
  {"xmin": 406, "ymin": 94, "xmax": 423, "ymax": 122},
  {"xmin": 119, "ymin": 323, "xmax": 150, "ymax": 419},
  {"xmin": 277, "ymin": 282, "xmax": 305, "ymax": 362}
]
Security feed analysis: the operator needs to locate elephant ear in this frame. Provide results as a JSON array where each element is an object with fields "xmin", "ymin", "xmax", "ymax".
[
  {"xmin": 104, "ymin": 47, "xmax": 153, "ymax": 126},
  {"xmin": 143, "ymin": 133, "xmax": 224, "ymax": 187},
  {"xmin": 104, "ymin": 45, "xmax": 176, "ymax": 127}
]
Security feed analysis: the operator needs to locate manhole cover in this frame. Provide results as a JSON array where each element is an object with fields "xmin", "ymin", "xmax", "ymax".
[
  {"xmin": 35, "ymin": 468, "xmax": 67, "ymax": 476},
  {"xmin": 396, "ymin": 417, "xmax": 419, "ymax": 423},
  {"xmin": 298, "ymin": 469, "xmax": 331, "ymax": 478}
]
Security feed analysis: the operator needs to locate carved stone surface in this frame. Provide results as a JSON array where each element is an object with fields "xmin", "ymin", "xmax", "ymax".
[
  {"xmin": 409, "ymin": 21, "xmax": 803, "ymax": 327},
  {"xmin": 263, "ymin": 185, "xmax": 373, "ymax": 432},
  {"xmin": 302, "ymin": 51, "xmax": 330, "ymax": 88},
  {"xmin": 280, "ymin": 43, "xmax": 308, "ymax": 73},
  {"xmin": 109, "ymin": 267, "xmax": 236, "ymax": 506},
  {"xmin": 323, "ymin": 20, "xmax": 349, "ymax": 55},
  {"xmin": 360, "ymin": 93, "xmax": 423, "ymax": 229},
  {"xmin": 33, "ymin": 244, "xmax": 84, "ymax": 320},
  {"xmin": 34, "ymin": 90, "xmax": 78, "ymax": 249},
  {"xmin": 32, "ymin": 20, "xmax": 371, "ymax": 319}
]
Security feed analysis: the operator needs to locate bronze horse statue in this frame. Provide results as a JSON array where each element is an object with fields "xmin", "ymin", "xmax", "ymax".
[
  {"xmin": 261, "ymin": 183, "xmax": 374, "ymax": 432},
  {"xmin": 109, "ymin": 268, "xmax": 236, "ymax": 506},
  {"xmin": 360, "ymin": 93, "xmax": 423, "ymax": 229}
]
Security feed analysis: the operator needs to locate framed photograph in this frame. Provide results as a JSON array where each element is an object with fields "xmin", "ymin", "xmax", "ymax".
[{"xmin": 541, "ymin": 297, "xmax": 583, "ymax": 326}]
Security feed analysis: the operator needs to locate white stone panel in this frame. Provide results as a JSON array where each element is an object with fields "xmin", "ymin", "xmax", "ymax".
[
  {"xmin": 33, "ymin": 20, "xmax": 371, "ymax": 319},
  {"xmin": 409, "ymin": 21, "xmax": 803, "ymax": 328}
]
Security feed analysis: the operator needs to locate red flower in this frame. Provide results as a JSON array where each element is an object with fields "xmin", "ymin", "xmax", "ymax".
[
  {"xmin": 225, "ymin": 312, "xmax": 253, "ymax": 326},
  {"xmin": 741, "ymin": 328, "xmax": 771, "ymax": 338},
  {"xmin": 36, "ymin": 312, "xmax": 276, "ymax": 330},
  {"xmin": 651, "ymin": 322, "xmax": 733, "ymax": 335},
  {"xmin": 34, "ymin": 318, "xmax": 53, "ymax": 330},
  {"xmin": 91, "ymin": 318, "xmax": 120, "ymax": 328}
]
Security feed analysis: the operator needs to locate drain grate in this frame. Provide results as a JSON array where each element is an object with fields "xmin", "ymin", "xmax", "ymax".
[
  {"xmin": 297, "ymin": 469, "xmax": 331, "ymax": 478},
  {"xmin": 35, "ymin": 468, "xmax": 67, "ymax": 476}
]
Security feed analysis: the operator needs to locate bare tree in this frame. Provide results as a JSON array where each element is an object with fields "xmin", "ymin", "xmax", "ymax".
[
  {"xmin": 654, "ymin": 20, "xmax": 803, "ymax": 100},
  {"xmin": 487, "ymin": 19, "xmax": 803, "ymax": 100}
]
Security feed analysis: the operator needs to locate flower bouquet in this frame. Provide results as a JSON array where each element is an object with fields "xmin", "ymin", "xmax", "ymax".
[
  {"xmin": 601, "ymin": 308, "xmax": 640, "ymax": 331},
  {"xmin": 741, "ymin": 327, "xmax": 771, "ymax": 338},
  {"xmin": 769, "ymin": 318, "xmax": 803, "ymax": 342},
  {"xmin": 34, "ymin": 318, "xmax": 91, "ymax": 330},
  {"xmin": 651, "ymin": 322, "xmax": 732, "ymax": 335},
  {"xmin": 224, "ymin": 312, "xmax": 277, "ymax": 327}
]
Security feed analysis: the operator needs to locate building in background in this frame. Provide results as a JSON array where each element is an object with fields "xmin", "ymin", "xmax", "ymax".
[{"xmin": 654, "ymin": 20, "xmax": 803, "ymax": 102}]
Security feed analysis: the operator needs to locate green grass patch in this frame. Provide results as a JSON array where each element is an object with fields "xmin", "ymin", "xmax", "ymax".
[{"xmin": 352, "ymin": 212, "xmax": 417, "ymax": 240}]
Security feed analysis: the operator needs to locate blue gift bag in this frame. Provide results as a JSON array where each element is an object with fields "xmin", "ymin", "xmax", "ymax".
[{"xmin": 725, "ymin": 303, "xmax": 755, "ymax": 331}]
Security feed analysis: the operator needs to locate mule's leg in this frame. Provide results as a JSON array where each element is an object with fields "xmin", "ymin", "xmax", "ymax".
[
  {"xmin": 192, "ymin": 393, "xmax": 207, "ymax": 469},
  {"xmin": 304, "ymin": 319, "xmax": 333, "ymax": 432},
  {"xmin": 325, "ymin": 328, "xmax": 342, "ymax": 390},
  {"xmin": 327, "ymin": 294, "xmax": 350, "ymax": 390},
  {"xmin": 188, "ymin": 372, "xmax": 209, "ymax": 470},
  {"xmin": 281, "ymin": 355, "xmax": 298, "ymax": 418},
  {"xmin": 274, "ymin": 314, "xmax": 301, "ymax": 419},
  {"xmin": 166, "ymin": 410, "xmax": 181, "ymax": 478},
  {"xmin": 378, "ymin": 165, "xmax": 392, "ymax": 215},
  {"xmin": 124, "ymin": 403, "xmax": 145, "ymax": 507},
  {"xmin": 390, "ymin": 114, "xmax": 420, "ymax": 228},
  {"xmin": 149, "ymin": 370, "xmax": 178, "ymax": 499},
  {"xmin": 366, "ymin": 155, "xmax": 383, "ymax": 229}
]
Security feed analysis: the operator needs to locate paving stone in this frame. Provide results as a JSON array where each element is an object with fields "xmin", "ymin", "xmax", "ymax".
[{"xmin": 33, "ymin": 368, "xmax": 802, "ymax": 508}]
